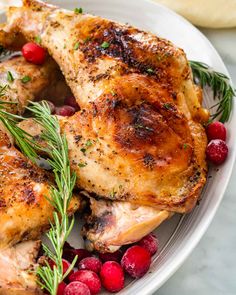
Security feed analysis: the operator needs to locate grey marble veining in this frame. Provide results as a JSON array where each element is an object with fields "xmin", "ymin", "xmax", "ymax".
[{"xmin": 155, "ymin": 29, "xmax": 236, "ymax": 295}]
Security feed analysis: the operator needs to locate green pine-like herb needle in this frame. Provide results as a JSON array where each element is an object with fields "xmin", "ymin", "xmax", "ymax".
[
  {"xmin": 190, "ymin": 60, "xmax": 235, "ymax": 123},
  {"xmin": 0, "ymin": 100, "xmax": 77, "ymax": 295}
]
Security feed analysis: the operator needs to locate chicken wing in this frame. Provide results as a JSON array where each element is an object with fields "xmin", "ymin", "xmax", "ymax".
[{"xmin": 2, "ymin": 0, "xmax": 209, "ymax": 214}]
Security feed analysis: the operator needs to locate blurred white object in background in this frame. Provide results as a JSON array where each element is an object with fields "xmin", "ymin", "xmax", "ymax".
[
  {"xmin": 0, "ymin": 0, "xmax": 21, "ymax": 11},
  {"xmin": 154, "ymin": 0, "xmax": 236, "ymax": 28}
]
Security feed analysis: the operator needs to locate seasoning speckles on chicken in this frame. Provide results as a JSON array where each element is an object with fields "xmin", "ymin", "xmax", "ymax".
[
  {"xmin": 2, "ymin": 0, "xmax": 209, "ymax": 213},
  {"xmin": 0, "ymin": 128, "xmax": 80, "ymax": 249}
]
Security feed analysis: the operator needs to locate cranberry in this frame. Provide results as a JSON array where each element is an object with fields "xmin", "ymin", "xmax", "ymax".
[
  {"xmin": 206, "ymin": 139, "xmax": 228, "ymax": 165},
  {"xmin": 100, "ymin": 261, "xmax": 124, "ymax": 292},
  {"xmin": 22, "ymin": 42, "xmax": 46, "ymax": 65},
  {"xmin": 64, "ymin": 281, "xmax": 91, "ymax": 295},
  {"xmin": 55, "ymin": 105, "xmax": 75, "ymax": 116},
  {"xmin": 69, "ymin": 270, "xmax": 101, "ymax": 295},
  {"xmin": 206, "ymin": 121, "xmax": 227, "ymax": 141},
  {"xmin": 64, "ymin": 96, "xmax": 80, "ymax": 111},
  {"xmin": 121, "ymin": 245, "xmax": 151, "ymax": 278},
  {"xmin": 63, "ymin": 248, "xmax": 91, "ymax": 264},
  {"xmin": 99, "ymin": 250, "xmax": 123, "ymax": 263},
  {"xmin": 78, "ymin": 257, "xmax": 102, "ymax": 273},
  {"xmin": 137, "ymin": 233, "xmax": 159, "ymax": 256},
  {"xmin": 57, "ymin": 281, "xmax": 66, "ymax": 295}
]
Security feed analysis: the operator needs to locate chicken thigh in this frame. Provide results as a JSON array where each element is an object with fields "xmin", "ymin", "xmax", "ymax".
[{"xmin": 0, "ymin": 0, "xmax": 209, "ymax": 213}]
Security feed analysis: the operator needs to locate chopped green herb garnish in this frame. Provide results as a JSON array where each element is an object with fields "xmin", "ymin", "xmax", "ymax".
[
  {"xmin": 101, "ymin": 41, "xmax": 110, "ymax": 49},
  {"xmin": 7, "ymin": 71, "xmax": 14, "ymax": 83},
  {"xmin": 110, "ymin": 188, "xmax": 116, "ymax": 199},
  {"xmin": 85, "ymin": 139, "xmax": 93, "ymax": 147},
  {"xmin": 21, "ymin": 76, "xmax": 31, "ymax": 84},
  {"xmin": 183, "ymin": 143, "xmax": 188, "ymax": 150},
  {"xmin": 80, "ymin": 147, "xmax": 86, "ymax": 155},
  {"xmin": 78, "ymin": 162, "xmax": 87, "ymax": 168},
  {"xmin": 163, "ymin": 103, "xmax": 172, "ymax": 110},
  {"xmin": 35, "ymin": 36, "xmax": 42, "ymax": 45},
  {"xmin": 134, "ymin": 124, "xmax": 153, "ymax": 132},
  {"xmin": 74, "ymin": 7, "xmax": 83, "ymax": 14},
  {"xmin": 84, "ymin": 36, "xmax": 91, "ymax": 44},
  {"xmin": 146, "ymin": 68, "xmax": 154, "ymax": 74},
  {"xmin": 74, "ymin": 42, "xmax": 80, "ymax": 50}
]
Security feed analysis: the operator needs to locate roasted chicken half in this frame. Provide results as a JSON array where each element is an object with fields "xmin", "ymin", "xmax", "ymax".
[{"xmin": 0, "ymin": 0, "xmax": 209, "ymax": 213}]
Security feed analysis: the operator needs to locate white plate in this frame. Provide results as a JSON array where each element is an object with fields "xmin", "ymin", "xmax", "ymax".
[{"xmin": 0, "ymin": 0, "xmax": 235, "ymax": 294}]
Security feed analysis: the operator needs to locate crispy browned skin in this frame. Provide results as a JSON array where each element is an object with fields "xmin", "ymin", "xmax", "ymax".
[
  {"xmin": 0, "ymin": 129, "xmax": 80, "ymax": 249},
  {"xmin": 2, "ymin": 0, "xmax": 209, "ymax": 213}
]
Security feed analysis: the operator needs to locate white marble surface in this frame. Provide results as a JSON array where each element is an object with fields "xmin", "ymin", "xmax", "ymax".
[{"xmin": 155, "ymin": 28, "xmax": 236, "ymax": 295}]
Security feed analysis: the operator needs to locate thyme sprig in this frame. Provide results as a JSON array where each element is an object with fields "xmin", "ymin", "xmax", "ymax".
[
  {"xmin": 190, "ymin": 60, "xmax": 235, "ymax": 123},
  {"xmin": 0, "ymin": 100, "xmax": 77, "ymax": 295}
]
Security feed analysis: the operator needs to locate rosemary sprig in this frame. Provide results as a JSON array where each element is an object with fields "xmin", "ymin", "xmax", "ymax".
[
  {"xmin": 190, "ymin": 60, "xmax": 235, "ymax": 123},
  {"xmin": 0, "ymin": 100, "xmax": 77, "ymax": 295}
]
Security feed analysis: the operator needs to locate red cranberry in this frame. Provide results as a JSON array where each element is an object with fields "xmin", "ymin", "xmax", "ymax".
[
  {"xmin": 64, "ymin": 96, "xmax": 80, "ymax": 111},
  {"xmin": 206, "ymin": 139, "xmax": 228, "ymax": 165},
  {"xmin": 63, "ymin": 248, "xmax": 91, "ymax": 264},
  {"xmin": 100, "ymin": 261, "xmax": 124, "ymax": 292},
  {"xmin": 206, "ymin": 121, "xmax": 227, "ymax": 141},
  {"xmin": 55, "ymin": 105, "xmax": 75, "ymax": 116},
  {"xmin": 64, "ymin": 281, "xmax": 91, "ymax": 295},
  {"xmin": 137, "ymin": 233, "xmax": 159, "ymax": 256},
  {"xmin": 57, "ymin": 281, "xmax": 66, "ymax": 295},
  {"xmin": 22, "ymin": 42, "xmax": 46, "ymax": 65},
  {"xmin": 121, "ymin": 245, "xmax": 151, "ymax": 278},
  {"xmin": 78, "ymin": 257, "xmax": 102, "ymax": 273},
  {"xmin": 99, "ymin": 250, "xmax": 123, "ymax": 263},
  {"xmin": 69, "ymin": 270, "xmax": 101, "ymax": 295}
]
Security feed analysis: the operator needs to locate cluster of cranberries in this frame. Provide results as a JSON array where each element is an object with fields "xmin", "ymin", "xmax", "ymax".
[
  {"xmin": 205, "ymin": 121, "xmax": 228, "ymax": 165},
  {"xmin": 49, "ymin": 233, "xmax": 158, "ymax": 295}
]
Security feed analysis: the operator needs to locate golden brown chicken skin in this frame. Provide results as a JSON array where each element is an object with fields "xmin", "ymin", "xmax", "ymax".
[
  {"xmin": 0, "ymin": 55, "xmax": 71, "ymax": 114},
  {"xmin": 1, "ymin": 0, "xmax": 209, "ymax": 213},
  {"xmin": 0, "ymin": 129, "xmax": 80, "ymax": 249},
  {"xmin": 0, "ymin": 240, "xmax": 43, "ymax": 294}
]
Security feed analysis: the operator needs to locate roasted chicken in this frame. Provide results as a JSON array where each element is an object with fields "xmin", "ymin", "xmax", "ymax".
[
  {"xmin": 82, "ymin": 196, "xmax": 172, "ymax": 252},
  {"xmin": 0, "ymin": 0, "xmax": 209, "ymax": 213},
  {"xmin": 0, "ymin": 128, "xmax": 81, "ymax": 249},
  {"xmin": 0, "ymin": 240, "xmax": 42, "ymax": 294},
  {"xmin": 0, "ymin": 55, "xmax": 71, "ymax": 114}
]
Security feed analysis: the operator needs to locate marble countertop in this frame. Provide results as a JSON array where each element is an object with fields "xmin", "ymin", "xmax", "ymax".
[{"xmin": 156, "ymin": 28, "xmax": 236, "ymax": 295}]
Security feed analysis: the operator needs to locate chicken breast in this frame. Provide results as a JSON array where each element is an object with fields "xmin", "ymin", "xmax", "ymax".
[
  {"xmin": 0, "ymin": 240, "xmax": 42, "ymax": 294},
  {"xmin": 1, "ymin": 0, "xmax": 209, "ymax": 214},
  {"xmin": 0, "ymin": 129, "xmax": 80, "ymax": 249}
]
